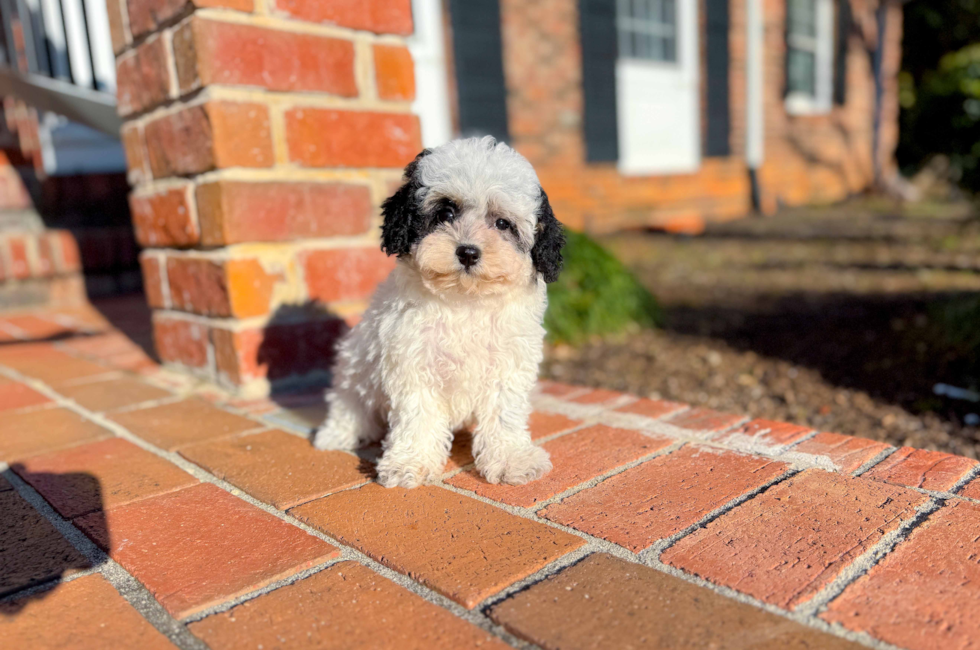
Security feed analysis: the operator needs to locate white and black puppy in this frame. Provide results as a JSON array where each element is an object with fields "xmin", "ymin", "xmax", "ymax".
[{"xmin": 313, "ymin": 136, "xmax": 565, "ymax": 488}]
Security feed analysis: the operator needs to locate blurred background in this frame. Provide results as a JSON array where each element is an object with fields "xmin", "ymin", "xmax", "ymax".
[{"xmin": 0, "ymin": 0, "xmax": 978, "ymax": 456}]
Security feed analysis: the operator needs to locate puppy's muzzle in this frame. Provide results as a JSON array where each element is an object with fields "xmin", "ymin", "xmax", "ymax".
[{"xmin": 455, "ymin": 245, "xmax": 481, "ymax": 269}]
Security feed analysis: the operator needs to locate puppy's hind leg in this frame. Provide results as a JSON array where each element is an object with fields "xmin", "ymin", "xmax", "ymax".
[{"xmin": 313, "ymin": 389, "xmax": 380, "ymax": 451}]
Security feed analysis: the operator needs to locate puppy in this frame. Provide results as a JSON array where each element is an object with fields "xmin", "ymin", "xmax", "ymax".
[{"xmin": 313, "ymin": 136, "xmax": 565, "ymax": 488}]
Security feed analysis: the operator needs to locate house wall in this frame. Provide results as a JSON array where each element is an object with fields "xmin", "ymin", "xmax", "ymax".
[{"xmin": 496, "ymin": 0, "xmax": 902, "ymax": 233}]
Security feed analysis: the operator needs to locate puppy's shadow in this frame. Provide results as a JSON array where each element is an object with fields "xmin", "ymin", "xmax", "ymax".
[{"xmin": 0, "ymin": 468, "xmax": 108, "ymax": 615}]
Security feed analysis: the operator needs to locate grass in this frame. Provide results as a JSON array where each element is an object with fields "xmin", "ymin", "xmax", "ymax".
[{"xmin": 544, "ymin": 228, "xmax": 661, "ymax": 344}]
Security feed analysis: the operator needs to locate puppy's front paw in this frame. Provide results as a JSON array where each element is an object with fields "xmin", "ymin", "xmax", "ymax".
[
  {"xmin": 479, "ymin": 445, "xmax": 552, "ymax": 486},
  {"xmin": 376, "ymin": 458, "xmax": 432, "ymax": 489},
  {"xmin": 312, "ymin": 424, "xmax": 357, "ymax": 451}
]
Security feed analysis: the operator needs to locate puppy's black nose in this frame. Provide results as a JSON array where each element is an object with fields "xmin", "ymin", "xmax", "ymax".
[{"xmin": 456, "ymin": 245, "xmax": 481, "ymax": 269}]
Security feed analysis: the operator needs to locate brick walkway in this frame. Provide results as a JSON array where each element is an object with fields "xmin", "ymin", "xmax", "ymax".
[{"xmin": 1, "ymin": 306, "xmax": 979, "ymax": 650}]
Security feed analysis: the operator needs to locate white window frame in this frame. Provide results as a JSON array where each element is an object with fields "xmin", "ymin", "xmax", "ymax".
[
  {"xmin": 617, "ymin": 0, "xmax": 679, "ymax": 64},
  {"xmin": 785, "ymin": 0, "xmax": 834, "ymax": 115}
]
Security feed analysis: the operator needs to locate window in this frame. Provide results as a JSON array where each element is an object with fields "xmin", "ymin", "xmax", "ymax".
[
  {"xmin": 617, "ymin": 0, "xmax": 678, "ymax": 63},
  {"xmin": 785, "ymin": 0, "xmax": 833, "ymax": 114}
]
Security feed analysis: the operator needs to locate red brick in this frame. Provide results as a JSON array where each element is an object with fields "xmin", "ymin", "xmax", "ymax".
[
  {"xmin": 716, "ymin": 418, "xmax": 813, "ymax": 448},
  {"xmin": 864, "ymin": 447, "xmax": 978, "ymax": 492},
  {"xmin": 541, "ymin": 446, "xmax": 789, "ymax": 551},
  {"xmin": 121, "ymin": 124, "xmax": 149, "ymax": 185},
  {"xmin": 76, "ymin": 483, "xmax": 338, "ymax": 618},
  {"xmin": 448, "ymin": 425, "xmax": 671, "ymax": 508},
  {"xmin": 126, "ymin": 0, "xmax": 253, "ymax": 38},
  {"xmin": 528, "ymin": 411, "xmax": 582, "ymax": 440},
  {"xmin": 140, "ymin": 254, "xmax": 167, "ymax": 309},
  {"xmin": 166, "ymin": 257, "xmax": 279, "ymax": 318},
  {"xmin": 301, "ymin": 247, "xmax": 396, "ymax": 303},
  {"xmin": 0, "ymin": 489, "xmax": 91, "ymax": 596},
  {"xmin": 490, "ymin": 554, "xmax": 863, "ymax": 650},
  {"xmin": 286, "ymin": 108, "xmax": 421, "ymax": 168},
  {"xmin": 57, "ymin": 231, "xmax": 81, "ymax": 271},
  {"xmin": 793, "ymin": 432, "xmax": 891, "ymax": 474},
  {"xmin": 115, "ymin": 36, "xmax": 171, "ymax": 115},
  {"xmin": 666, "ymin": 407, "xmax": 743, "ymax": 437},
  {"xmin": 14, "ymin": 438, "xmax": 197, "ymax": 519},
  {"xmin": 615, "ymin": 397, "xmax": 687, "ymax": 419},
  {"xmin": 1, "ymin": 314, "xmax": 70, "ymax": 339},
  {"xmin": 130, "ymin": 185, "xmax": 198, "ymax": 247},
  {"xmin": 109, "ymin": 397, "xmax": 261, "ymax": 451},
  {"xmin": 145, "ymin": 102, "xmax": 273, "ymax": 178},
  {"xmin": 56, "ymin": 377, "xmax": 172, "ymax": 412},
  {"xmin": 35, "ymin": 233, "xmax": 56, "ymax": 276},
  {"xmin": 824, "ymin": 500, "xmax": 980, "ymax": 650},
  {"xmin": 153, "ymin": 315, "xmax": 209, "ymax": 368},
  {"xmin": 7, "ymin": 236, "xmax": 30, "ymax": 278},
  {"xmin": 189, "ymin": 561, "xmax": 508, "ymax": 649},
  {"xmin": 211, "ymin": 318, "xmax": 346, "ymax": 385},
  {"xmin": 180, "ymin": 429, "xmax": 367, "ymax": 509},
  {"xmin": 175, "ymin": 17, "xmax": 356, "ymax": 95},
  {"xmin": 196, "ymin": 180, "xmax": 372, "ymax": 245},
  {"xmin": 106, "ymin": 0, "xmax": 128, "ymax": 54},
  {"xmin": 373, "ymin": 43, "xmax": 415, "ymax": 101},
  {"xmin": 959, "ymin": 477, "xmax": 980, "ymax": 500},
  {"xmin": 0, "ymin": 408, "xmax": 111, "ymax": 462},
  {"xmin": 0, "ymin": 349, "xmax": 113, "ymax": 385},
  {"xmin": 274, "ymin": 0, "xmax": 413, "ymax": 34},
  {"xmin": 662, "ymin": 469, "xmax": 928, "ymax": 609},
  {"xmin": 570, "ymin": 388, "xmax": 625, "ymax": 405},
  {"xmin": 0, "ymin": 574, "xmax": 178, "ymax": 648},
  {"xmin": 536, "ymin": 381, "xmax": 589, "ymax": 399},
  {"xmin": 290, "ymin": 484, "xmax": 585, "ymax": 609},
  {"xmin": 0, "ymin": 377, "xmax": 51, "ymax": 412}
]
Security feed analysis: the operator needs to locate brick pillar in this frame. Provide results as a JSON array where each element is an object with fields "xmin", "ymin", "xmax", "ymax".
[{"xmin": 107, "ymin": 0, "xmax": 420, "ymax": 396}]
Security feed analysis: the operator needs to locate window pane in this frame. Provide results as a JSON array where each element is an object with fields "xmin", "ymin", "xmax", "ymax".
[
  {"xmin": 788, "ymin": 0, "xmax": 816, "ymax": 37},
  {"xmin": 617, "ymin": 0, "xmax": 678, "ymax": 63},
  {"xmin": 787, "ymin": 48, "xmax": 816, "ymax": 96}
]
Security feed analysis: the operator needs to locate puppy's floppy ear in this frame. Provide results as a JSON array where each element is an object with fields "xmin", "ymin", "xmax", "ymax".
[
  {"xmin": 381, "ymin": 149, "xmax": 431, "ymax": 257},
  {"xmin": 531, "ymin": 188, "xmax": 565, "ymax": 283}
]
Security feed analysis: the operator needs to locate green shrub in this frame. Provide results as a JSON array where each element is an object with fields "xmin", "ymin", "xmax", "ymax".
[{"xmin": 544, "ymin": 229, "xmax": 661, "ymax": 343}]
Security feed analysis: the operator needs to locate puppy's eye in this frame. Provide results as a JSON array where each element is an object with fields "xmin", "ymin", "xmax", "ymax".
[
  {"xmin": 494, "ymin": 218, "xmax": 512, "ymax": 231},
  {"xmin": 437, "ymin": 206, "xmax": 455, "ymax": 222}
]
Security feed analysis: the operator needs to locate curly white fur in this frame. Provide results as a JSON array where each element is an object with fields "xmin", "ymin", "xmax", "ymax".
[{"xmin": 313, "ymin": 137, "xmax": 556, "ymax": 488}]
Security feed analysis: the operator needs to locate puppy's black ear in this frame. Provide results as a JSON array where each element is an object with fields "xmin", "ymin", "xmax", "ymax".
[
  {"xmin": 381, "ymin": 149, "xmax": 431, "ymax": 257},
  {"xmin": 531, "ymin": 188, "xmax": 565, "ymax": 283}
]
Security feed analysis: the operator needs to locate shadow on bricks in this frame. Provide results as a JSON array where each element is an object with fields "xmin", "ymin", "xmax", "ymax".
[{"xmin": 0, "ymin": 469, "xmax": 108, "ymax": 616}]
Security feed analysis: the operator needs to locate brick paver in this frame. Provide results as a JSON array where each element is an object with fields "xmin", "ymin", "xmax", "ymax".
[
  {"xmin": 443, "ymin": 412, "xmax": 583, "ymax": 471},
  {"xmin": 189, "ymin": 561, "xmax": 509, "ymax": 649},
  {"xmin": 614, "ymin": 397, "xmax": 686, "ymax": 419},
  {"xmin": 75, "ymin": 483, "xmax": 338, "ymax": 618},
  {"xmin": 13, "ymin": 438, "xmax": 198, "ymax": 519},
  {"xmin": 715, "ymin": 418, "xmax": 812, "ymax": 448},
  {"xmin": 536, "ymin": 381, "xmax": 588, "ymax": 398},
  {"xmin": 109, "ymin": 398, "xmax": 262, "ymax": 450},
  {"xmin": 864, "ymin": 447, "xmax": 979, "ymax": 492},
  {"xmin": 0, "ymin": 408, "xmax": 111, "ymax": 462},
  {"xmin": 665, "ymin": 407, "xmax": 743, "ymax": 436},
  {"xmin": 569, "ymin": 388, "xmax": 624, "ymax": 405},
  {"xmin": 56, "ymin": 378, "xmax": 172, "ymax": 412},
  {"xmin": 791, "ymin": 431, "xmax": 891, "ymax": 473},
  {"xmin": 447, "ymin": 425, "xmax": 671, "ymax": 508},
  {"xmin": 959, "ymin": 477, "xmax": 980, "ymax": 499},
  {"xmin": 0, "ymin": 574, "xmax": 177, "ymax": 648},
  {"xmin": 663, "ymin": 469, "xmax": 928, "ymax": 609},
  {"xmin": 490, "ymin": 554, "xmax": 863, "ymax": 650},
  {"xmin": 541, "ymin": 446, "xmax": 788, "ymax": 551},
  {"xmin": 1, "ymin": 489, "xmax": 90, "ymax": 596},
  {"xmin": 179, "ymin": 429, "xmax": 368, "ymax": 509},
  {"xmin": 290, "ymin": 484, "xmax": 584, "ymax": 608},
  {"xmin": 0, "ymin": 349, "xmax": 114, "ymax": 385},
  {"xmin": 824, "ymin": 500, "xmax": 980, "ymax": 650},
  {"xmin": 0, "ymin": 377, "xmax": 51, "ymax": 412}
]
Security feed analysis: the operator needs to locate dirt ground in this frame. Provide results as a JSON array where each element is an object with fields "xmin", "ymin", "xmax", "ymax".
[{"xmin": 541, "ymin": 197, "xmax": 980, "ymax": 459}]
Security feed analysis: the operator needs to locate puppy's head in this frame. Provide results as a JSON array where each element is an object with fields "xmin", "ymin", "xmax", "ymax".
[{"xmin": 381, "ymin": 137, "xmax": 565, "ymax": 297}]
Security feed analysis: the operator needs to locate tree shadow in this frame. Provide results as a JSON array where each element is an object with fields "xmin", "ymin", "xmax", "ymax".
[{"xmin": 0, "ymin": 469, "xmax": 108, "ymax": 616}]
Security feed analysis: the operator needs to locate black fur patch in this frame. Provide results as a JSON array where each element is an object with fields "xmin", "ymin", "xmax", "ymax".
[
  {"xmin": 531, "ymin": 189, "xmax": 565, "ymax": 283},
  {"xmin": 381, "ymin": 149, "xmax": 433, "ymax": 257}
]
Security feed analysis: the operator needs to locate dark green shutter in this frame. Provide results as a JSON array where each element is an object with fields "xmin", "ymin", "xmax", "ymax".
[
  {"xmin": 448, "ymin": 0, "xmax": 510, "ymax": 141},
  {"xmin": 705, "ymin": 0, "xmax": 731, "ymax": 156},
  {"xmin": 834, "ymin": 0, "xmax": 852, "ymax": 105},
  {"xmin": 579, "ymin": 0, "xmax": 619, "ymax": 162}
]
